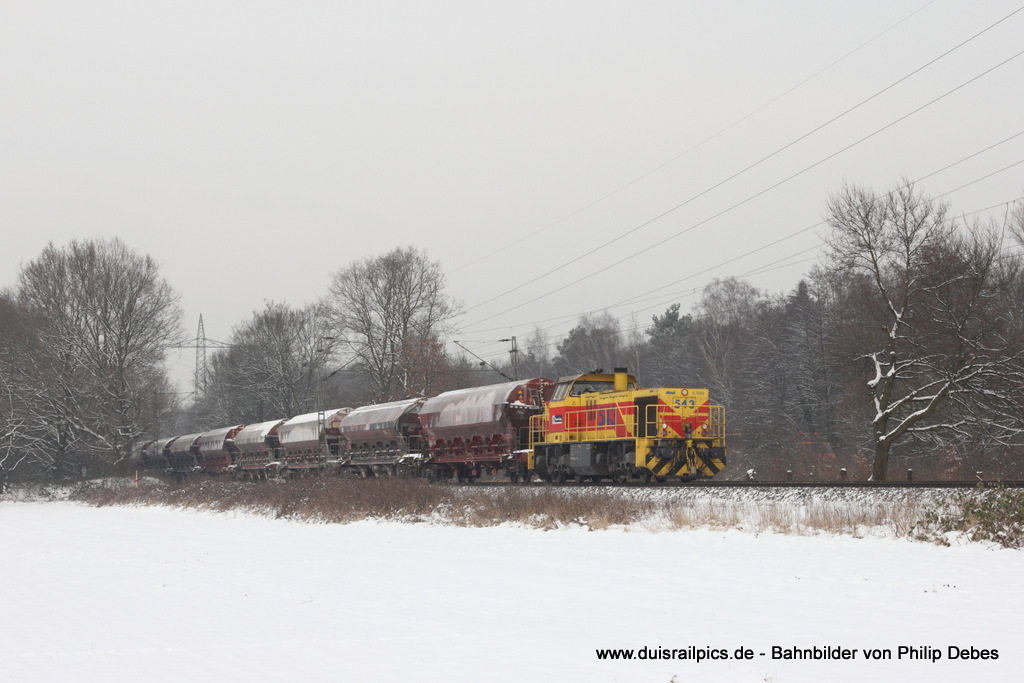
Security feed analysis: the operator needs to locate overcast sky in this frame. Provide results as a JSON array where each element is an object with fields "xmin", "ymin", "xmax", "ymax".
[{"xmin": 3, "ymin": 1, "xmax": 1023, "ymax": 389}]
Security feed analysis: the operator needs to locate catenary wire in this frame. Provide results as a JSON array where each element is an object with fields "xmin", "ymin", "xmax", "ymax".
[
  {"xmin": 449, "ymin": 0, "xmax": 940, "ymax": 275},
  {"xmin": 461, "ymin": 193, "xmax": 1024, "ymax": 359},
  {"xmin": 462, "ymin": 44, "xmax": 1024, "ymax": 331},
  {"xmin": 461, "ymin": 6, "xmax": 1024, "ymax": 319}
]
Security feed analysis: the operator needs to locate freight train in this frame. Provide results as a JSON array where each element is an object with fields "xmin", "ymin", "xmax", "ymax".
[{"xmin": 131, "ymin": 368, "xmax": 726, "ymax": 483}]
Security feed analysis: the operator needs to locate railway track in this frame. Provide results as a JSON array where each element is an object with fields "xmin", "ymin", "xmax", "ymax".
[{"xmin": 463, "ymin": 478, "xmax": 1024, "ymax": 489}]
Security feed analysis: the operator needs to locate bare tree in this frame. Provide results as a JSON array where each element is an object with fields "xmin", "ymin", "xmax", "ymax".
[
  {"xmin": 1009, "ymin": 195, "xmax": 1024, "ymax": 246},
  {"xmin": 0, "ymin": 296, "xmax": 32, "ymax": 490},
  {"xmin": 328, "ymin": 247, "xmax": 461, "ymax": 402},
  {"xmin": 0, "ymin": 385, "xmax": 27, "ymax": 493},
  {"xmin": 400, "ymin": 332, "xmax": 474, "ymax": 397},
  {"xmin": 200, "ymin": 301, "xmax": 336, "ymax": 425},
  {"xmin": 695, "ymin": 278, "xmax": 761, "ymax": 410},
  {"xmin": 506, "ymin": 326, "xmax": 553, "ymax": 380},
  {"xmin": 13, "ymin": 238, "xmax": 183, "ymax": 476},
  {"xmin": 825, "ymin": 181, "xmax": 1024, "ymax": 480}
]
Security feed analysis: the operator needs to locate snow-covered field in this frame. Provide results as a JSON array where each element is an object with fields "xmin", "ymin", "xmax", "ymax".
[{"xmin": 1, "ymin": 500, "xmax": 1021, "ymax": 682}]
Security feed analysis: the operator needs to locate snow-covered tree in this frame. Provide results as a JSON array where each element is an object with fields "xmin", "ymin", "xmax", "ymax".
[
  {"xmin": 825, "ymin": 182, "xmax": 1024, "ymax": 480},
  {"xmin": 200, "ymin": 301, "xmax": 336, "ymax": 425},
  {"xmin": 12, "ymin": 238, "xmax": 183, "ymax": 476},
  {"xmin": 0, "ymin": 296, "xmax": 32, "ymax": 490}
]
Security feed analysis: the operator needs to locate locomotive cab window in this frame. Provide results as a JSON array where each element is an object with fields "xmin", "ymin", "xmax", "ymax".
[
  {"xmin": 552, "ymin": 379, "xmax": 638, "ymax": 400},
  {"xmin": 571, "ymin": 381, "xmax": 613, "ymax": 396}
]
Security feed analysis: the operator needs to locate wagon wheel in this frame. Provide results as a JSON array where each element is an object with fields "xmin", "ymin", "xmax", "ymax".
[{"xmin": 552, "ymin": 470, "xmax": 567, "ymax": 485}]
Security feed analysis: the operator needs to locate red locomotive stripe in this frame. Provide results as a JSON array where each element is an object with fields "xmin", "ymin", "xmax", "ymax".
[{"xmin": 656, "ymin": 398, "xmax": 686, "ymax": 436}]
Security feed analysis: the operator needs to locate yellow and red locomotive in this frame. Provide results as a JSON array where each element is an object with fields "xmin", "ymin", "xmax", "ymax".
[{"xmin": 529, "ymin": 367, "xmax": 726, "ymax": 483}]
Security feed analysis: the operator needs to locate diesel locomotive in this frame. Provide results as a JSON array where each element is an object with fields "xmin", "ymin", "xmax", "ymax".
[{"xmin": 530, "ymin": 367, "xmax": 726, "ymax": 483}]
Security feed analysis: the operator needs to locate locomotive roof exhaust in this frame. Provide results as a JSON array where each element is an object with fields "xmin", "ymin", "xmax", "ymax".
[{"xmin": 614, "ymin": 367, "xmax": 628, "ymax": 392}]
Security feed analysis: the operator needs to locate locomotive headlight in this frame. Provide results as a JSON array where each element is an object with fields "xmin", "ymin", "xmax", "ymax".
[{"xmin": 701, "ymin": 424, "xmax": 708, "ymax": 434}]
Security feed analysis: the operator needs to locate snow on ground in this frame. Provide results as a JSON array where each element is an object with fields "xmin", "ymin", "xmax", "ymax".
[{"xmin": 1, "ymin": 501, "xmax": 1021, "ymax": 682}]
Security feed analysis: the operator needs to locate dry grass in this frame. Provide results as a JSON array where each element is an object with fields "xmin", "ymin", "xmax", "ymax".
[
  {"xmin": 74, "ymin": 477, "xmax": 663, "ymax": 530},
  {"xmin": 65, "ymin": 476, "xmax": 957, "ymax": 541}
]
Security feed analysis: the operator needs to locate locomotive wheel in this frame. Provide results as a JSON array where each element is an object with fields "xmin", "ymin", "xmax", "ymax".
[{"xmin": 639, "ymin": 469, "xmax": 652, "ymax": 484}]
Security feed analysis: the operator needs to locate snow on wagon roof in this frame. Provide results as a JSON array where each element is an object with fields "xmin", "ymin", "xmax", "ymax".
[
  {"xmin": 419, "ymin": 380, "xmax": 534, "ymax": 428},
  {"xmin": 167, "ymin": 432, "xmax": 203, "ymax": 455},
  {"xmin": 196, "ymin": 425, "xmax": 244, "ymax": 452},
  {"xmin": 278, "ymin": 408, "xmax": 351, "ymax": 445},
  {"xmin": 233, "ymin": 419, "xmax": 287, "ymax": 447},
  {"xmin": 341, "ymin": 398, "xmax": 423, "ymax": 431}
]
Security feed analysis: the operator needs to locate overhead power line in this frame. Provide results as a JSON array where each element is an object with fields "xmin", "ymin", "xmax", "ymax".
[
  {"xmin": 460, "ymin": 189, "xmax": 1024, "ymax": 359},
  {"xmin": 608, "ymin": 152, "xmax": 1024, "ymax": 315},
  {"xmin": 450, "ymin": 0, "xmax": 940, "ymax": 275},
  {"xmin": 461, "ymin": 6, "xmax": 1024, "ymax": 326},
  {"xmin": 463, "ymin": 43, "xmax": 1024, "ymax": 331}
]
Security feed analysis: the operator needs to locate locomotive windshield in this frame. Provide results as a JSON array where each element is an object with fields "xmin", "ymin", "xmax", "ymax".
[
  {"xmin": 570, "ymin": 381, "xmax": 614, "ymax": 396},
  {"xmin": 552, "ymin": 379, "xmax": 636, "ymax": 401}
]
